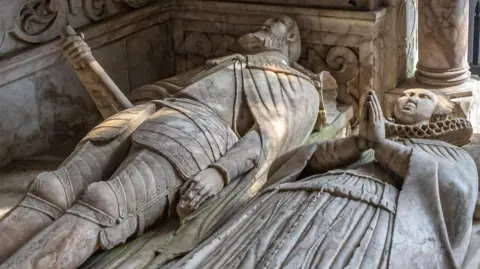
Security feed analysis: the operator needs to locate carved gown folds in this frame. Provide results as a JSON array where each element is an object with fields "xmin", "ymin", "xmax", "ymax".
[{"xmin": 160, "ymin": 138, "xmax": 477, "ymax": 269}]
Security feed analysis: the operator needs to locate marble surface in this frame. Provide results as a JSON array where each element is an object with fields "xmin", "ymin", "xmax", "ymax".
[{"xmin": 416, "ymin": 0, "xmax": 471, "ymax": 86}]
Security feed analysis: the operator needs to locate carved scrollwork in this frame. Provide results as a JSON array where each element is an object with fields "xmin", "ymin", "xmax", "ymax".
[
  {"xmin": 325, "ymin": 46, "xmax": 360, "ymax": 123},
  {"xmin": 181, "ymin": 32, "xmax": 237, "ymax": 70},
  {"xmin": 184, "ymin": 32, "xmax": 213, "ymax": 57},
  {"xmin": 123, "ymin": 0, "xmax": 151, "ymax": 8},
  {"xmin": 13, "ymin": 0, "xmax": 69, "ymax": 43},
  {"xmin": 83, "ymin": 0, "xmax": 108, "ymax": 21},
  {"xmin": 305, "ymin": 45, "xmax": 360, "ymax": 122},
  {"xmin": 83, "ymin": 0, "xmax": 152, "ymax": 21},
  {"xmin": 325, "ymin": 47, "xmax": 359, "ymax": 85},
  {"xmin": 183, "ymin": 32, "xmax": 213, "ymax": 68}
]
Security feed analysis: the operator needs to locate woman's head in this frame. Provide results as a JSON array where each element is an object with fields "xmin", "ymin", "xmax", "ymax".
[{"xmin": 393, "ymin": 88, "xmax": 454, "ymax": 125}]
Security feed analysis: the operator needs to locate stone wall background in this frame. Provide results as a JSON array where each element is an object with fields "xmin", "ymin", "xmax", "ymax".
[
  {"xmin": 0, "ymin": 0, "xmax": 174, "ymax": 166},
  {"xmin": 0, "ymin": 0, "xmax": 415, "ymax": 166}
]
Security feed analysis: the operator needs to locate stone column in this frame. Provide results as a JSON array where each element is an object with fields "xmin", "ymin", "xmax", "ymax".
[{"xmin": 415, "ymin": 0, "xmax": 471, "ymax": 86}]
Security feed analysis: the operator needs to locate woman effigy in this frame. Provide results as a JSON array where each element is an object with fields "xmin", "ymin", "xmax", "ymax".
[{"xmin": 157, "ymin": 89, "xmax": 478, "ymax": 269}]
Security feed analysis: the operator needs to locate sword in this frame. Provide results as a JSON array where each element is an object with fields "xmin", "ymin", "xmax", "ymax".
[{"xmin": 60, "ymin": 25, "xmax": 133, "ymax": 119}]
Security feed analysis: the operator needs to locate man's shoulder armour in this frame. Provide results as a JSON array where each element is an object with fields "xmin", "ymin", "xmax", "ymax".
[{"xmin": 77, "ymin": 103, "xmax": 157, "ymax": 147}]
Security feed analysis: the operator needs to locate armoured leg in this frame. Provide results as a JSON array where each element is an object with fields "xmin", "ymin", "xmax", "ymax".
[
  {"xmin": 0, "ymin": 149, "xmax": 183, "ymax": 269},
  {"xmin": 68, "ymin": 148, "xmax": 183, "ymax": 249},
  {"xmin": 0, "ymin": 103, "xmax": 156, "ymax": 263},
  {"xmin": 0, "ymin": 140, "xmax": 125, "ymax": 263}
]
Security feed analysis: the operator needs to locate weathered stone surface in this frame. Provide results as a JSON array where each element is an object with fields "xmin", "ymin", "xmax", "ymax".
[
  {"xmin": 0, "ymin": 3, "xmax": 173, "ymax": 166},
  {"xmin": 0, "ymin": 60, "xmax": 100, "ymax": 167},
  {"xmin": 94, "ymin": 41, "xmax": 130, "ymax": 95},
  {"xmin": 126, "ymin": 24, "xmax": 175, "ymax": 90}
]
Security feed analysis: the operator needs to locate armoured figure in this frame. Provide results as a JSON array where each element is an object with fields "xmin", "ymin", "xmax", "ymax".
[{"xmin": 0, "ymin": 16, "xmax": 324, "ymax": 268}]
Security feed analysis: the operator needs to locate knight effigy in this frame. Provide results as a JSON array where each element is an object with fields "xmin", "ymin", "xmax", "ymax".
[{"xmin": 0, "ymin": 16, "xmax": 324, "ymax": 268}]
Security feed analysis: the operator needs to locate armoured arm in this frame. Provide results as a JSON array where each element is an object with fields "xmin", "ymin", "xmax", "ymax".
[
  {"xmin": 177, "ymin": 130, "xmax": 261, "ymax": 217},
  {"xmin": 309, "ymin": 136, "xmax": 363, "ymax": 173},
  {"xmin": 209, "ymin": 130, "xmax": 262, "ymax": 185}
]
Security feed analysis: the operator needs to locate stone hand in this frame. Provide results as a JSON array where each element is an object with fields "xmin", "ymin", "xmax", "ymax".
[
  {"xmin": 176, "ymin": 168, "xmax": 226, "ymax": 218},
  {"xmin": 359, "ymin": 91, "xmax": 386, "ymax": 148},
  {"xmin": 60, "ymin": 33, "xmax": 92, "ymax": 69}
]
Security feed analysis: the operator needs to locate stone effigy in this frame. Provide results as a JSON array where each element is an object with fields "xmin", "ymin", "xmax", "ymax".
[
  {"xmin": 0, "ymin": 16, "xmax": 325, "ymax": 268},
  {"xmin": 125, "ymin": 89, "xmax": 475, "ymax": 269}
]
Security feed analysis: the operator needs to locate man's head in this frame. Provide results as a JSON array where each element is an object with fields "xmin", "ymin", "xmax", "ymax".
[
  {"xmin": 393, "ymin": 88, "xmax": 454, "ymax": 125},
  {"xmin": 238, "ymin": 15, "xmax": 301, "ymax": 62}
]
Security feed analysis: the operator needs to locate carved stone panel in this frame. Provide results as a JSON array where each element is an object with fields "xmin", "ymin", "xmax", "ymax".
[
  {"xmin": 0, "ymin": 0, "xmax": 157, "ymax": 57},
  {"xmin": 0, "ymin": 1, "xmax": 173, "ymax": 166},
  {"xmin": 213, "ymin": 0, "xmax": 384, "ymax": 11}
]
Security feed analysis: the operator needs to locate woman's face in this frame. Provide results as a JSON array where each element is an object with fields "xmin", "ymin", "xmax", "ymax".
[{"xmin": 393, "ymin": 89, "xmax": 438, "ymax": 125}]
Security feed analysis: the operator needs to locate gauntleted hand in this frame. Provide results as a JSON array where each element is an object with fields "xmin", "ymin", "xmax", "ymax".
[
  {"xmin": 176, "ymin": 168, "xmax": 226, "ymax": 218},
  {"xmin": 358, "ymin": 91, "xmax": 386, "ymax": 148},
  {"xmin": 60, "ymin": 32, "xmax": 92, "ymax": 69}
]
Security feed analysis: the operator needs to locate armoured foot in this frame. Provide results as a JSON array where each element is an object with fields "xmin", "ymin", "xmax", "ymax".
[
  {"xmin": 0, "ymin": 214, "xmax": 101, "ymax": 269},
  {"xmin": 0, "ymin": 171, "xmax": 68, "ymax": 263},
  {"xmin": 0, "ymin": 138, "xmax": 133, "ymax": 262},
  {"xmin": 0, "ymin": 207, "xmax": 53, "ymax": 262}
]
